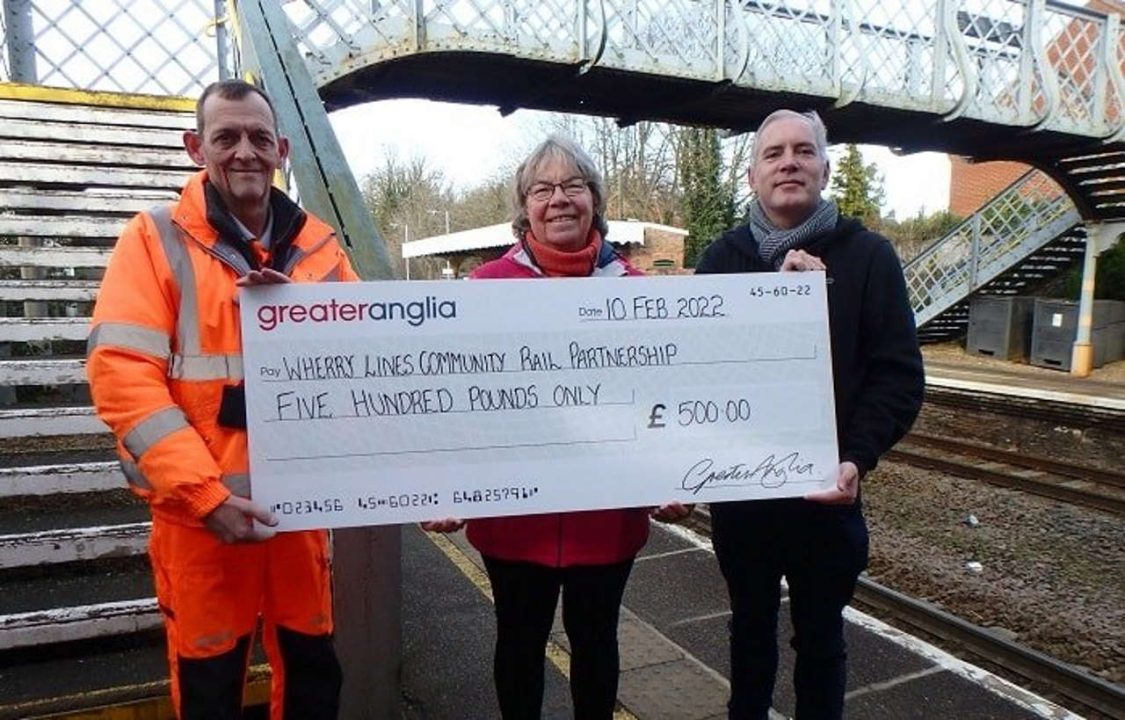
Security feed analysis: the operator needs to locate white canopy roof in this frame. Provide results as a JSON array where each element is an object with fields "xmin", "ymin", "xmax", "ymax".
[{"xmin": 402, "ymin": 220, "xmax": 687, "ymax": 259}]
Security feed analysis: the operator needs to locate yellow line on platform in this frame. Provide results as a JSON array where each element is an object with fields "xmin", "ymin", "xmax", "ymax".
[
  {"xmin": 425, "ymin": 531, "xmax": 640, "ymax": 720},
  {"xmin": 0, "ymin": 82, "xmax": 195, "ymax": 112},
  {"xmin": 12, "ymin": 666, "xmax": 270, "ymax": 719}
]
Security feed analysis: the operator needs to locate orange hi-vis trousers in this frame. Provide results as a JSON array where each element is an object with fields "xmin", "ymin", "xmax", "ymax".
[{"xmin": 148, "ymin": 519, "xmax": 340, "ymax": 719}]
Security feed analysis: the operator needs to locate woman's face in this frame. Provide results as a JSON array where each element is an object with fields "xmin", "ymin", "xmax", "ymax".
[{"xmin": 524, "ymin": 156, "xmax": 594, "ymax": 251}]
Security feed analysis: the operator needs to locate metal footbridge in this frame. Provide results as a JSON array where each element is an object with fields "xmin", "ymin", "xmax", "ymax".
[
  {"xmin": 243, "ymin": 0, "xmax": 1125, "ymax": 344},
  {"xmin": 1, "ymin": 0, "xmax": 1123, "ymax": 717}
]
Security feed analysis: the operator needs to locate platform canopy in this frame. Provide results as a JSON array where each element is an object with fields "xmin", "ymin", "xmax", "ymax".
[{"xmin": 402, "ymin": 220, "xmax": 688, "ymax": 259}]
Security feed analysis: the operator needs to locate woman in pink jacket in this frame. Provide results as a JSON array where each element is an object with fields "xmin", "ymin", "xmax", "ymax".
[{"xmin": 425, "ymin": 135, "xmax": 690, "ymax": 720}]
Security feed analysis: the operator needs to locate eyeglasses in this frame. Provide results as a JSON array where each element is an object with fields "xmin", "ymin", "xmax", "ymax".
[{"xmin": 526, "ymin": 178, "xmax": 589, "ymax": 202}]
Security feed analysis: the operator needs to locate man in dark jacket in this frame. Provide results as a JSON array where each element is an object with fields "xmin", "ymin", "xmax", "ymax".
[{"xmin": 695, "ymin": 109, "xmax": 924, "ymax": 720}]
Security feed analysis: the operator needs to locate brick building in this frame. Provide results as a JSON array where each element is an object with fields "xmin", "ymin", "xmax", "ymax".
[{"xmin": 948, "ymin": 157, "xmax": 1031, "ymax": 216}]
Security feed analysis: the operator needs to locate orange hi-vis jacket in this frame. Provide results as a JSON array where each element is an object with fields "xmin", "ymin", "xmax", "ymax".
[{"xmin": 88, "ymin": 171, "xmax": 359, "ymax": 526}]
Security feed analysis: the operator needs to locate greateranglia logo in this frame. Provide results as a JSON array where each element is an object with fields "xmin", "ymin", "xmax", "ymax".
[{"xmin": 256, "ymin": 296, "xmax": 457, "ymax": 331}]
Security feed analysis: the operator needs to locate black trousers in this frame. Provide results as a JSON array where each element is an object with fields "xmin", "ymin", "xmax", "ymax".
[
  {"xmin": 711, "ymin": 500, "xmax": 868, "ymax": 720},
  {"xmin": 178, "ymin": 627, "xmax": 341, "ymax": 720},
  {"xmin": 482, "ymin": 556, "xmax": 634, "ymax": 720}
]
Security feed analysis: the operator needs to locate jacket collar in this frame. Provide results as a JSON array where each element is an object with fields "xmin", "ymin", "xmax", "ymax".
[
  {"xmin": 506, "ymin": 236, "xmax": 632, "ymax": 277},
  {"xmin": 172, "ymin": 171, "xmax": 315, "ymax": 272},
  {"xmin": 727, "ymin": 215, "xmax": 862, "ymax": 263}
]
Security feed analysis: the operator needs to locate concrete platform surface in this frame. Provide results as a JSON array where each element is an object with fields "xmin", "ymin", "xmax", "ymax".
[{"xmin": 399, "ymin": 523, "xmax": 1082, "ymax": 720}]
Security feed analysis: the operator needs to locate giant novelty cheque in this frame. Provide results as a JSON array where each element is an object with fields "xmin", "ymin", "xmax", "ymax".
[{"xmin": 240, "ymin": 274, "xmax": 839, "ymax": 530}]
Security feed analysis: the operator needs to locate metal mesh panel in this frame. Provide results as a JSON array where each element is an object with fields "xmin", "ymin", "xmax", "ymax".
[
  {"xmin": 491, "ymin": 0, "xmax": 577, "ymax": 53},
  {"xmin": 6, "ymin": 0, "xmax": 1112, "ymax": 140},
  {"xmin": 245, "ymin": 0, "xmax": 1122, "ymax": 141},
  {"xmin": 850, "ymin": 1, "xmax": 946, "ymax": 109},
  {"xmin": 957, "ymin": 0, "xmax": 1036, "ymax": 126},
  {"xmin": 1041, "ymin": 5, "xmax": 1102, "ymax": 133},
  {"xmin": 736, "ymin": 0, "xmax": 837, "ymax": 97},
  {"xmin": 1112, "ymin": 29, "xmax": 1125, "ymax": 129},
  {"xmin": 0, "ymin": 10, "xmax": 9, "ymax": 79},
  {"xmin": 281, "ymin": 0, "xmax": 383, "ymax": 80},
  {"xmin": 906, "ymin": 170, "xmax": 1074, "ymax": 324},
  {"xmin": 601, "ymin": 0, "xmax": 720, "ymax": 80},
  {"xmin": 1, "ymin": 0, "xmax": 220, "ymax": 95}
]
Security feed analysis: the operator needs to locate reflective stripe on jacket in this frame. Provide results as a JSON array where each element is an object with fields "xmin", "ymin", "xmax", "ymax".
[{"xmin": 87, "ymin": 170, "xmax": 359, "ymax": 525}]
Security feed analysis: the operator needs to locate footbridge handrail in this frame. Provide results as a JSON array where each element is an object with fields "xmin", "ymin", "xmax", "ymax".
[
  {"xmin": 905, "ymin": 168, "xmax": 1082, "ymax": 329},
  {"xmin": 3, "ymin": 1, "xmax": 1122, "ymax": 145}
]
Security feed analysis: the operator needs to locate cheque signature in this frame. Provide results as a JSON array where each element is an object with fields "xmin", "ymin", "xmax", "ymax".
[{"xmin": 680, "ymin": 453, "xmax": 815, "ymax": 495}]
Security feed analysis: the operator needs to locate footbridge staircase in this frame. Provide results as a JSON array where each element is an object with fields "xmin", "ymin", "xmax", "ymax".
[
  {"xmin": 907, "ymin": 168, "xmax": 1089, "ymax": 342},
  {"xmin": 1, "ymin": 0, "xmax": 1123, "ymax": 717}
]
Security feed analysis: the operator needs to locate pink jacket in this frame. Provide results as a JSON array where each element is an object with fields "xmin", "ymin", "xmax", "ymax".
[{"xmin": 465, "ymin": 240, "xmax": 651, "ymax": 566}]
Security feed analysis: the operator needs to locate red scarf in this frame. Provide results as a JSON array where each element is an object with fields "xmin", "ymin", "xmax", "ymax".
[{"xmin": 523, "ymin": 229, "xmax": 603, "ymax": 277}]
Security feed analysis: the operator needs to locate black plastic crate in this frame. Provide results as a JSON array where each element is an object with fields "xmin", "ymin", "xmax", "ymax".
[
  {"xmin": 966, "ymin": 296, "xmax": 1034, "ymax": 360},
  {"xmin": 1030, "ymin": 299, "xmax": 1125, "ymax": 371}
]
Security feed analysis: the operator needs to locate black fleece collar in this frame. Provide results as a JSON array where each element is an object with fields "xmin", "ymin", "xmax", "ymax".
[{"xmin": 203, "ymin": 181, "xmax": 308, "ymax": 271}]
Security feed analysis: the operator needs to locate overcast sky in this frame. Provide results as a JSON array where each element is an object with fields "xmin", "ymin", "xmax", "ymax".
[{"xmin": 329, "ymin": 98, "xmax": 952, "ymax": 225}]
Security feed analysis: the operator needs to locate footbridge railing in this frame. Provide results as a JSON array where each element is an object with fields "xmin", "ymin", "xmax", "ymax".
[
  {"xmin": 906, "ymin": 169, "xmax": 1083, "ymax": 332},
  {"xmin": 2, "ymin": 1, "xmax": 1123, "ymax": 143},
  {"xmin": 277, "ymin": 0, "xmax": 1123, "ymax": 140}
]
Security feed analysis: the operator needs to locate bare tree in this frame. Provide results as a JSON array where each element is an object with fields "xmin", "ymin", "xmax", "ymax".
[
  {"xmin": 452, "ymin": 174, "xmax": 511, "ymax": 235},
  {"xmin": 361, "ymin": 153, "xmax": 453, "ymax": 278}
]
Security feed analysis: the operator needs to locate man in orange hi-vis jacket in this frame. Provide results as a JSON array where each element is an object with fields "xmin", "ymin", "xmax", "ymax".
[{"xmin": 87, "ymin": 79, "xmax": 356, "ymax": 719}]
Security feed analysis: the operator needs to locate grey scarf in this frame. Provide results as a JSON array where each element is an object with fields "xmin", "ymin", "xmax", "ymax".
[{"xmin": 750, "ymin": 198, "xmax": 839, "ymax": 269}]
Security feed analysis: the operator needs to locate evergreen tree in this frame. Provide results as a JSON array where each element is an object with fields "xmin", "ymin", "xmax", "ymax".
[
  {"xmin": 1062, "ymin": 237, "xmax": 1125, "ymax": 301},
  {"xmin": 830, "ymin": 144, "xmax": 884, "ymax": 221},
  {"xmin": 871, "ymin": 210, "xmax": 963, "ymax": 262},
  {"xmin": 679, "ymin": 127, "xmax": 735, "ymax": 267}
]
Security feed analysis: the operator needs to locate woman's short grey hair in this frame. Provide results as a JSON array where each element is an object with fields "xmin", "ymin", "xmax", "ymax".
[
  {"xmin": 510, "ymin": 133, "xmax": 609, "ymax": 241},
  {"xmin": 750, "ymin": 109, "xmax": 830, "ymax": 166}
]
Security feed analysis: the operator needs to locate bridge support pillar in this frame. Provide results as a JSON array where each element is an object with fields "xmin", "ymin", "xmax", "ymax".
[
  {"xmin": 1070, "ymin": 222, "xmax": 1125, "ymax": 377},
  {"xmin": 232, "ymin": 1, "xmax": 403, "ymax": 716}
]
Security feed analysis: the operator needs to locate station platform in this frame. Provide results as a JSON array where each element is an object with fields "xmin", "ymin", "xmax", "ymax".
[
  {"xmin": 399, "ymin": 522, "xmax": 1081, "ymax": 720},
  {"xmin": 923, "ymin": 348, "xmax": 1125, "ymax": 411}
]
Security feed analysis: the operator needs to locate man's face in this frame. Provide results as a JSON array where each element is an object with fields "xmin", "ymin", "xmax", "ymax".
[
  {"xmin": 183, "ymin": 93, "xmax": 288, "ymax": 219},
  {"xmin": 749, "ymin": 116, "xmax": 829, "ymax": 229}
]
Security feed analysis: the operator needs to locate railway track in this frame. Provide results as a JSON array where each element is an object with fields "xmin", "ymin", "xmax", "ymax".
[
  {"xmin": 924, "ymin": 384, "xmax": 1125, "ymax": 435},
  {"xmin": 684, "ymin": 508, "xmax": 1125, "ymax": 720},
  {"xmin": 888, "ymin": 432, "xmax": 1125, "ymax": 516}
]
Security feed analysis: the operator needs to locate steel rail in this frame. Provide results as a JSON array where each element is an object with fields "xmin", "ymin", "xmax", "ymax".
[
  {"xmin": 905, "ymin": 432, "xmax": 1125, "ymax": 489},
  {"xmin": 923, "ymin": 385, "xmax": 1125, "ymax": 434},
  {"xmin": 850, "ymin": 580, "xmax": 1125, "ymax": 720},
  {"xmin": 684, "ymin": 509, "xmax": 1125, "ymax": 720},
  {"xmin": 885, "ymin": 446, "xmax": 1125, "ymax": 516}
]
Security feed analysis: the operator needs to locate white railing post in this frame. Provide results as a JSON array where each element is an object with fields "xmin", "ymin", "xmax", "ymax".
[
  {"xmin": 215, "ymin": 0, "xmax": 232, "ymax": 80},
  {"xmin": 3, "ymin": 0, "xmax": 36, "ymax": 83},
  {"xmin": 931, "ymin": 0, "xmax": 949, "ymax": 111},
  {"xmin": 715, "ymin": 0, "xmax": 725, "ymax": 81},
  {"xmin": 969, "ymin": 213, "xmax": 982, "ymax": 290}
]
